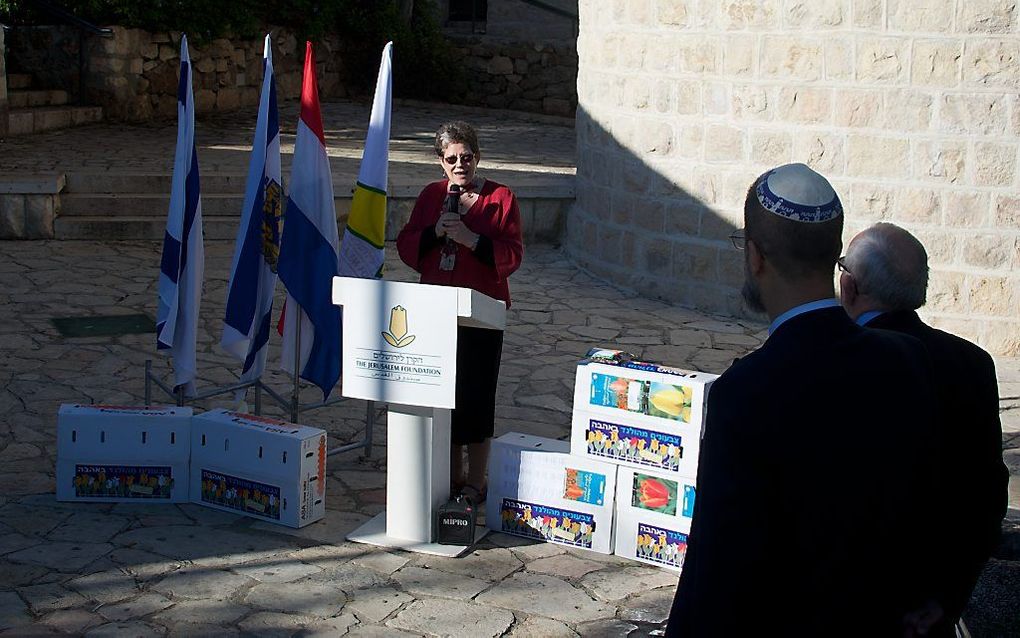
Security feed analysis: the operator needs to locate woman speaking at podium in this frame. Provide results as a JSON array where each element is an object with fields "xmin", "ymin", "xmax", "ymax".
[{"xmin": 396, "ymin": 121, "xmax": 524, "ymax": 504}]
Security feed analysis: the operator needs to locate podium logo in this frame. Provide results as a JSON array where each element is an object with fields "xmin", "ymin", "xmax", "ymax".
[{"xmin": 382, "ymin": 305, "xmax": 416, "ymax": 348}]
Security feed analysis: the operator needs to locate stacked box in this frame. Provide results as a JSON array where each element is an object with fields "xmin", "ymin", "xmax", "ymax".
[
  {"xmin": 487, "ymin": 432, "xmax": 617, "ymax": 554},
  {"xmin": 570, "ymin": 359, "xmax": 717, "ymax": 479},
  {"xmin": 56, "ymin": 404, "xmax": 192, "ymax": 503},
  {"xmin": 613, "ymin": 466, "xmax": 697, "ymax": 572},
  {"xmin": 190, "ymin": 409, "xmax": 327, "ymax": 528},
  {"xmin": 568, "ymin": 355, "xmax": 718, "ymax": 572}
]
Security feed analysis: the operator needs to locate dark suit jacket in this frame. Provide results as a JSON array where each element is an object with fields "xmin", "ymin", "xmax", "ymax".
[
  {"xmin": 868, "ymin": 310, "xmax": 1007, "ymax": 621},
  {"xmin": 667, "ymin": 307, "xmax": 940, "ymax": 638}
]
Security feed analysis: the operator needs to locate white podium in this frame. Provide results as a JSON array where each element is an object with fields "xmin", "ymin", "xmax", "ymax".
[{"xmin": 332, "ymin": 276, "xmax": 506, "ymax": 556}]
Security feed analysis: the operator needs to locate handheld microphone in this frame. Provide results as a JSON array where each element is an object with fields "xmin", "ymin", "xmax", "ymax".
[
  {"xmin": 444, "ymin": 183, "xmax": 461, "ymax": 245},
  {"xmin": 438, "ymin": 183, "xmax": 462, "ymax": 272},
  {"xmin": 446, "ymin": 183, "xmax": 461, "ymax": 215}
]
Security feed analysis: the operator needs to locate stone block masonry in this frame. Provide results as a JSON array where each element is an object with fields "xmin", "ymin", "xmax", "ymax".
[
  {"xmin": 81, "ymin": 28, "xmax": 351, "ymax": 122},
  {"xmin": 450, "ymin": 36, "xmax": 578, "ymax": 116},
  {"xmin": 570, "ymin": 0, "xmax": 1020, "ymax": 356}
]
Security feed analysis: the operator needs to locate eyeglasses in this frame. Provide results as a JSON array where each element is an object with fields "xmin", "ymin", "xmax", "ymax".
[
  {"xmin": 442, "ymin": 152, "xmax": 475, "ymax": 166},
  {"xmin": 836, "ymin": 256, "xmax": 850, "ymax": 274},
  {"xmin": 729, "ymin": 229, "xmax": 745, "ymax": 251}
]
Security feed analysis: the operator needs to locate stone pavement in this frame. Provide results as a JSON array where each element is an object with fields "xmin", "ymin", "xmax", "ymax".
[{"xmin": 0, "ymin": 238, "xmax": 1018, "ymax": 636}]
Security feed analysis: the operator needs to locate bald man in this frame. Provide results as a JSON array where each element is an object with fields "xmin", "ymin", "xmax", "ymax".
[
  {"xmin": 841, "ymin": 222, "xmax": 1007, "ymax": 635},
  {"xmin": 667, "ymin": 165, "xmax": 940, "ymax": 637}
]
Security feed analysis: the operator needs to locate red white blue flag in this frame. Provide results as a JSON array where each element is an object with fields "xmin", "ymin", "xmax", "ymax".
[{"xmin": 277, "ymin": 41, "xmax": 341, "ymax": 399}]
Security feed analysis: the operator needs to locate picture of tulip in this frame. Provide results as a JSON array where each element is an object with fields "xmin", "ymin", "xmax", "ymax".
[{"xmin": 632, "ymin": 473, "xmax": 678, "ymax": 515}]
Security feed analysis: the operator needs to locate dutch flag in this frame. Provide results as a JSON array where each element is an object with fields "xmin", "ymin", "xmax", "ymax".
[
  {"xmin": 277, "ymin": 41, "xmax": 341, "ymax": 399},
  {"xmin": 221, "ymin": 34, "xmax": 282, "ymax": 387},
  {"xmin": 156, "ymin": 34, "xmax": 205, "ymax": 396}
]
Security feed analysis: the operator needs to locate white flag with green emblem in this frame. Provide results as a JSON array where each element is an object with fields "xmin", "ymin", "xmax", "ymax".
[{"xmin": 338, "ymin": 41, "xmax": 392, "ymax": 279}]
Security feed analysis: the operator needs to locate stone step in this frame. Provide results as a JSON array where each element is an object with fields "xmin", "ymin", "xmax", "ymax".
[
  {"xmin": 54, "ymin": 193, "xmax": 566, "ymax": 243},
  {"xmin": 6, "ymin": 73, "xmax": 32, "ymax": 90},
  {"xmin": 7, "ymin": 89, "xmax": 70, "ymax": 109},
  {"xmin": 59, "ymin": 192, "xmax": 415, "ymax": 217},
  {"xmin": 64, "ymin": 172, "xmax": 251, "ymax": 195},
  {"xmin": 60, "ymin": 193, "xmax": 252, "ymax": 216},
  {"xmin": 54, "ymin": 215, "xmax": 247, "ymax": 241},
  {"xmin": 6, "ymin": 106, "xmax": 103, "ymax": 136},
  {"xmin": 62, "ymin": 171, "xmax": 576, "ymax": 199}
]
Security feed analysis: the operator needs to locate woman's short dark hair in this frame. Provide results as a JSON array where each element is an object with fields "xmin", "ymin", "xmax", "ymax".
[{"xmin": 434, "ymin": 121, "xmax": 480, "ymax": 157}]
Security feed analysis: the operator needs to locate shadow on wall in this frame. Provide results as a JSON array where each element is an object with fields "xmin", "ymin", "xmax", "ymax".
[{"xmin": 565, "ymin": 105, "xmax": 752, "ymax": 321}]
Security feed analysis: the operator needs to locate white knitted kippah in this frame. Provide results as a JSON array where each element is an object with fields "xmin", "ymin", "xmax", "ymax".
[{"xmin": 755, "ymin": 163, "xmax": 843, "ymax": 223}]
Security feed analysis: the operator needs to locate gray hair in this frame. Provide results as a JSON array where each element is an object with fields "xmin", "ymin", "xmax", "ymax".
[
  {"xmin": 844, "ymin": 223, "xmax": 929, "ymax": 310},
  {"xmin": 434, "ymin": 121, "xmax": 480, "ymax": 157}
]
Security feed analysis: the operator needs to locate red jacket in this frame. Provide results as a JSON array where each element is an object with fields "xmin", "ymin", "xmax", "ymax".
[{"xmin": 396, "ymin": 179, "xmax": 523, "ymax": 307}]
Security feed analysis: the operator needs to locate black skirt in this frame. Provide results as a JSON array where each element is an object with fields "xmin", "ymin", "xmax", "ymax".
[{"xmin": 451, "ymin": 326, "xmax": 503, "ymax": 445}]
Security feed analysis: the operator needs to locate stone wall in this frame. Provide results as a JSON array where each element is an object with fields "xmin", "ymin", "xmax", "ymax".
[
  {"xmin": 451, "ymin": 35, "xmax": 577, "ymax": 116},
  {"xmin": 571, "ymin": 0, "xmax": 1020, "ymax": 356},
  {"xmin": 4, "ymin": 25, "xmax": 80, "ymax": 96},
  {"xmin": 84, "ymin": 28, "xmax": 351, "ymax": 121}
]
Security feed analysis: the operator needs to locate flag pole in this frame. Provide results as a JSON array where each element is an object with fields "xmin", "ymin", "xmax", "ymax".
[{"xmin": 291, "ymin": 305, "xmax": 302, "ymax": 423}]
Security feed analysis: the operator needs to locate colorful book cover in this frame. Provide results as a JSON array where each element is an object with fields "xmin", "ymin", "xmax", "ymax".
[
  {"xmin": 73, "ymin": 464, "xmax": 174, "ymax": 499},
  {"xmin": 499, "ymin": 498, "xmax": 595, "ymax": 548},
  {"xmin": 584, "ymin": 418, "xmax": 684, "ymax": 472},
  {"xmin": 201, "ymin": 469, "xmax": 281, "ymax": 520},
  {"xmin": 563, "ymin": 468, "xmax": 607, "ymax": 506},
  {"xmin": 635, "ymin": 522, "xmax": 688, "ymax": 569},
  {"xmin": 589, "ymin": 373, "xmax": 693, "ymax": 423}
]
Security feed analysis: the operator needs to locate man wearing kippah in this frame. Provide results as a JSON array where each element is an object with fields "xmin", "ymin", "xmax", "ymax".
[
  {"xmin": 667, "ymin": 164, "xmax": 941, "ymax": 636},
  {"xmin": 840, "ymin": 223, "xmax": 1008, "ymax": 637}
]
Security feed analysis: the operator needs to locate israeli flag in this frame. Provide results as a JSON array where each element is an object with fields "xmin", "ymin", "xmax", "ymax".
[
  {"xmin": 156, "ymin": 34, "xmax": 205, "ymax": 397},
  {"xmin": 221, "ymin": 34, "xmax": 282, "ymax": 386}
]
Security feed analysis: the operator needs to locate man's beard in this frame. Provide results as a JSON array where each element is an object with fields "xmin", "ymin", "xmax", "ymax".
[{"xmin": 741, "ymin": 258, "xmax": 766, "ymax": 314}]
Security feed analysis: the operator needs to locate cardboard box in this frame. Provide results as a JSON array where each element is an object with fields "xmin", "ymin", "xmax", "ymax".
[
  {"xmin": 487, "ymin": 432, "xmax": 617, "ymax": 554},
  {"xmin": 56, "ymin": 404, "xmax": 192, "ymax": 503},
  {"xmin": 616, "ymin": 466, "xmax": 696, "ymax": 534},
  {"xmin": 613, "ymin": 466, "xmax": 696, "ymax": 572},
  {"xmin": 571, "ymin": 359, "xmax": 717, "ymax": 478},
  {"xmin": 613, "ymin": 512, "xmax": 690, "ymax": 573},
  {"xmin": 190, "ymin": 409, "xmax": 327, "ymax": 528}
]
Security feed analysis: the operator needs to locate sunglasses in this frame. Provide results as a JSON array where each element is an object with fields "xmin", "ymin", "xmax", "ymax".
[
  {"xmin": 442, "ymin": 152, "xmax": 475, "ymax": 166},
  {"xmin": 836, "ymin": 256, "xmax": 850, "ymax": 274}
]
